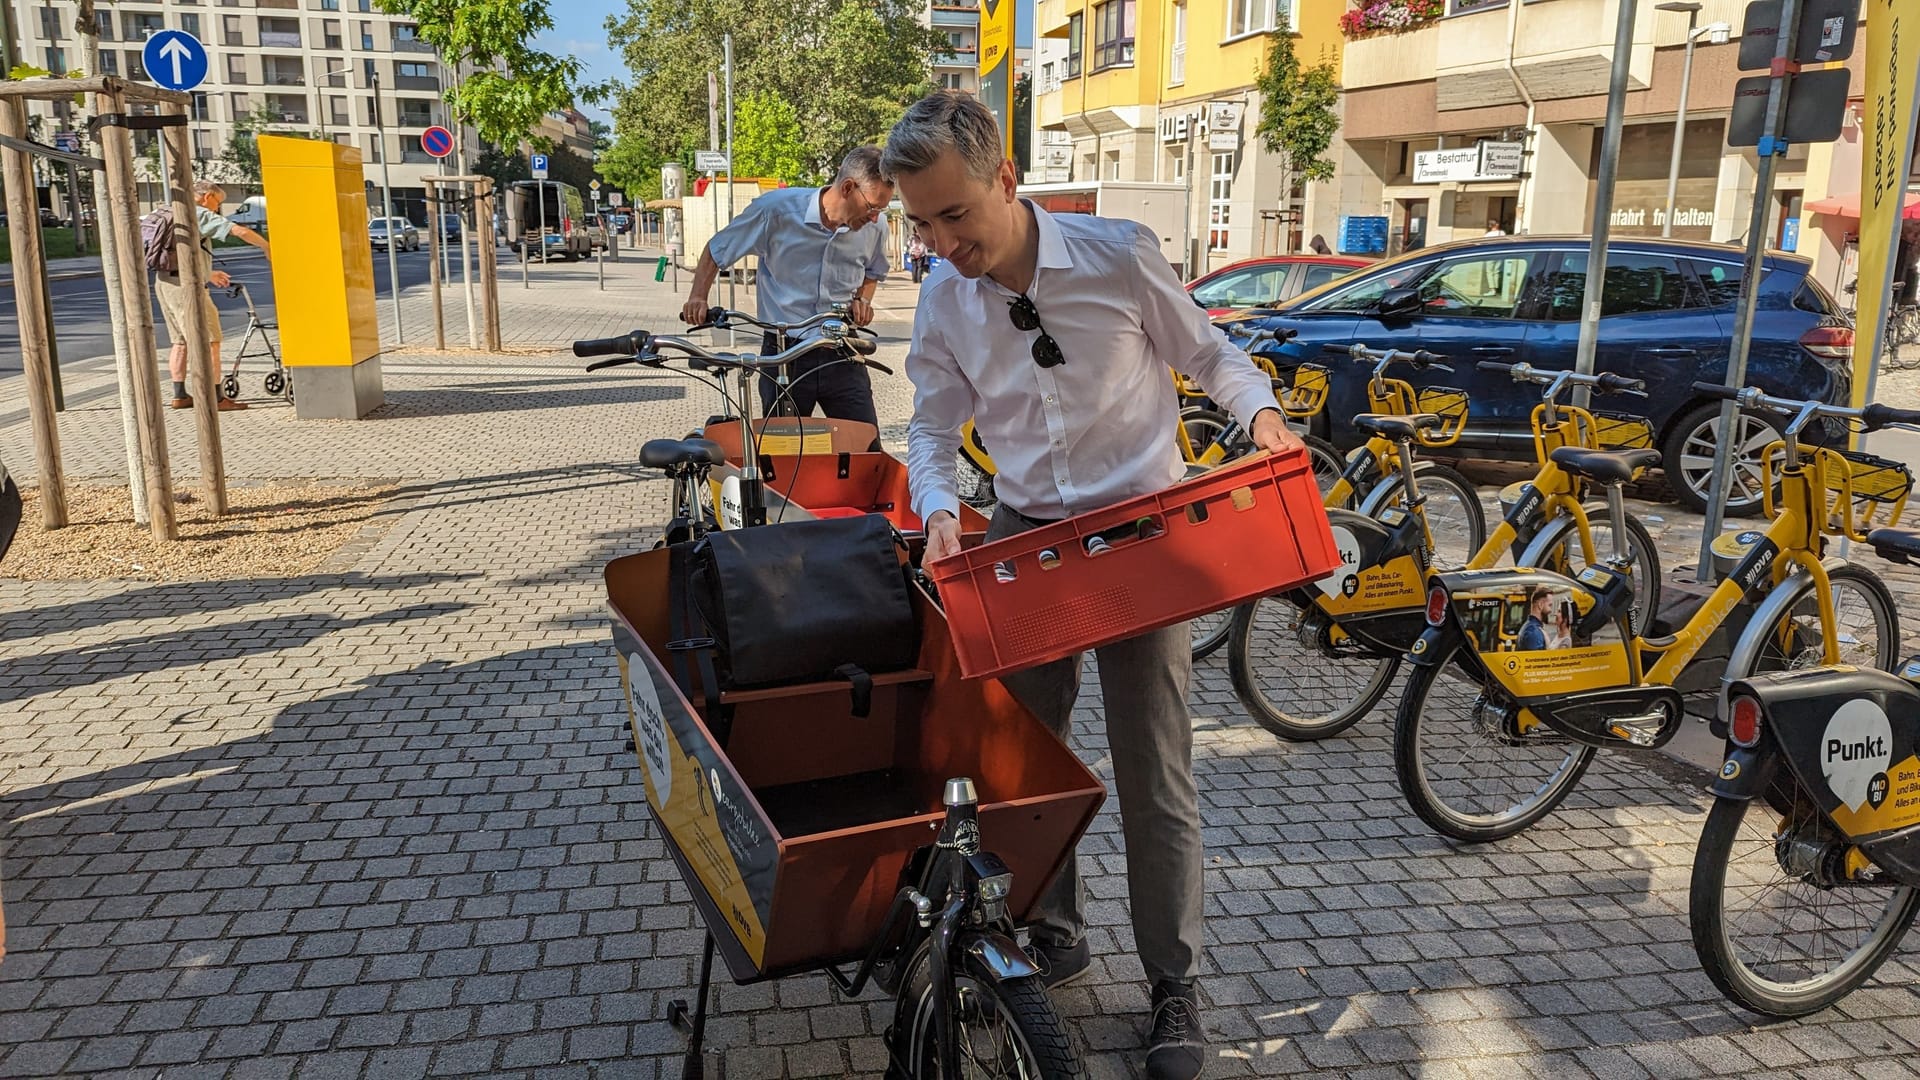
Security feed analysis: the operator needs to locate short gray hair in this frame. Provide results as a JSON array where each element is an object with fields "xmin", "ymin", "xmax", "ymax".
[
  {"xmin": 835, "ymin": 145, "xmax": 886, "ymax": 187},
  {"xmin": 192, "ymin": 179, "xmax": 227, "ymax": 202},
  {"xmin": 880, "ymin": 91, "xmax": 1004, "ymax": 185}
]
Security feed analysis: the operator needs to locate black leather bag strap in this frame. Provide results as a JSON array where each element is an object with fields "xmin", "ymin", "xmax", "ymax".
[{"xmin": 667, "ymin": 542, "xmax": 730, "ymax": 745}]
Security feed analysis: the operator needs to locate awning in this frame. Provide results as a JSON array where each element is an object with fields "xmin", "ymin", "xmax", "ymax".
[
  {"xmin": 645, "ymin": 198, "xmax": 680, "ymax": 210},
  {"xmin": 1804, "ymin": 192, "xmax": 1920, "ymax": 219}
]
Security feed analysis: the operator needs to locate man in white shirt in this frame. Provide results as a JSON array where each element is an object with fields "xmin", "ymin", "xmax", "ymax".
[
  {"xmin": 884, "ymin": 91, "xmax": 1300, "ymax": 1080},
  {"xmin": 681, "ymin": 148, "xmax": 892, "ymax": 434}
]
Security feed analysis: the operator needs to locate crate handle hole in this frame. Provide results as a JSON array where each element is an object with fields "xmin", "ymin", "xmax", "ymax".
[
  {"xmin": 993, "ymin": 560, "xmax": 1020, "ymax": 583},
  {"xmin": 1185, "ymin": 502, "xmax": 1210, "ymax": 526}
]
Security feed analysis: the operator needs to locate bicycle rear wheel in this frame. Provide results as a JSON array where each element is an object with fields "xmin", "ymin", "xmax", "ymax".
[{"xmin": 1226, "ymin": 596, "xmax": 1399, "ymax": 741}]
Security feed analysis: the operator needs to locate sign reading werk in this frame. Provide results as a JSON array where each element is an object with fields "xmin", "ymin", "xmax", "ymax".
[{"xmin": 1413, "ymin": 142, "xmax": 1524, "ymax": 184}]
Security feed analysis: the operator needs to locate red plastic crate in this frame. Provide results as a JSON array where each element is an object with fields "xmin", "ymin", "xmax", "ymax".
[{"xmin": 925, "ymin": 449, "xmax": 1340, "ymax": 680}]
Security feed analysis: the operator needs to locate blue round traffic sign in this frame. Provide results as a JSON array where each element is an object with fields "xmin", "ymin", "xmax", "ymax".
[
  {"xmin": 421, "ymin": 125, "xmax": 454, "ymax": 159},
  {"xmin": 142, "ymin": 30, "xmax": 209, "ymax": 92}
]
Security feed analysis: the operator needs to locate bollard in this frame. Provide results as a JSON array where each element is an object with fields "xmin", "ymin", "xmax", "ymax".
[{"xmin": 597, "ymin": 243, "xmax": 605, "ymax": 291}]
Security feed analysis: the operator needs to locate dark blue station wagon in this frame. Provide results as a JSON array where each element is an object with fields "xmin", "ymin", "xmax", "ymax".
[{"xmin": 1239, "ymin": 236, "xmax": 1853, "ymax": 513}]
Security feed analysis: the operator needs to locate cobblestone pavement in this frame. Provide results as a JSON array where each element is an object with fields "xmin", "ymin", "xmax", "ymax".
[{"xmin": 3, "ymin": 258, "xmax": 1918, "ymax": 1078}]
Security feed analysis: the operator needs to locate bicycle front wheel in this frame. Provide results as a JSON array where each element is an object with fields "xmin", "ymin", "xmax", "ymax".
[
  {"xmin": 1365, "ymin": 464, "xmax": 1487, "ymax": 571},
  {"xmin": 1689, "ymin": 792, "xmax": 1920, "ymax": 1018},
  {"xmin": 1226, "ymin": 596, "xmax": 1399, "ymax": 741},
  {"xmin": 894, "ymin": 941, "xmax": 1082, "ymax": 1079}
]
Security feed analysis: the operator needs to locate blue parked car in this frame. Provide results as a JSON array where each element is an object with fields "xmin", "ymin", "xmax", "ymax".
[{"xmin": 1238, "ymin": 235, "xmax": 1853, "ymax": 513}]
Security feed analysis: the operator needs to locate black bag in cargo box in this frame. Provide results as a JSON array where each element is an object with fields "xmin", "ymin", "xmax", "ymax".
[{"xmin": 686, "ymin": 514, "xmax": 919, "ymax": 695}]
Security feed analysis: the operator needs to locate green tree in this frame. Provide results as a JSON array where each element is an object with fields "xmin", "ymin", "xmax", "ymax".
[
  {"xmin": 1252, "ymin": 15, "xmax": 1339, "ymax": 190},
  {"xmin": 605, "ymin": 0, "xmax": 938, "ymax": 181},
  {"xmin": 733, "ymin": 92, "xmax": 811, "ymax": 184},
  {"xmin": 474, "ymin": 142, "xmax": 531, "ymax": 189},
  {"xmin": 1013, "ymin": 73, "xmax": 1031, "ymax": 174},
  {"xmin": 376, "ymin": 0, "xmax": 592, "ymax": 151}
]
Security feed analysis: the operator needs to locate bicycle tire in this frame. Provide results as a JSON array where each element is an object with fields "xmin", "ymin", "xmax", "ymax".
[
  {"xmin": 1520, "ymin": 509, "xmax": 1663, "ymax": 636},
  {"xmin": 1299, "ymin": 434, "xmax": 1346, "ymax": 504},
  {"xmin": 1364, "ymin": 463, "xmax": 1487, "ymax": 571},
  {"xmin": 1226, "ymin": 597, "xmax": 1399, "ymax": 741},
  {"xmin": 893, "ymin": 943, "xmax": 1082, "ymax": 1079},
  {"xmin": 1392, "ymin": 645, "xmax": 1596, "ymax": 843},
  {"xmin": 1191, "ymin": 608, "xmax": 1233, "ymax": 661},
  {"xmin": 1689, "ymin": 793, "xmax": 1920, "ymax": 1018}
]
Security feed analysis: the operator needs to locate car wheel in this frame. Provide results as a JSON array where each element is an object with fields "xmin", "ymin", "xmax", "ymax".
[{"xmin": 1662, "ymin": 401, "xmax": 1784, "ymax": 516}]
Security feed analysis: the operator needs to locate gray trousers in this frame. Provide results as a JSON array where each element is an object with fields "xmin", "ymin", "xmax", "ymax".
[{"xmin": 988, "ymin": 505, "xmax": 1204, "ymax": 986}]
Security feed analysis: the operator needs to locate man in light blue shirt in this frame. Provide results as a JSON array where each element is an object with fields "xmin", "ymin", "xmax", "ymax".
[{"xmin": 681, "ymin": 148, "xmax": 892, "ymax": 432}]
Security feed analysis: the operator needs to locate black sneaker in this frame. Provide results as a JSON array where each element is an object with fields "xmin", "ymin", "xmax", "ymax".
[
  {"xmin": 1026, "ymin": 937, "xmax": 1091, "ymax": 989},
  {"xmin": 1146, "ymin": 979, "xmax": 1205, "ymax": 1080}
]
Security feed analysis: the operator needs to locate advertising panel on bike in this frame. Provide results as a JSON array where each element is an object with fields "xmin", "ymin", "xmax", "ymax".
[{"xmin": 1745, "ymin": 668, "xmax": 1920, "ymax": 848}]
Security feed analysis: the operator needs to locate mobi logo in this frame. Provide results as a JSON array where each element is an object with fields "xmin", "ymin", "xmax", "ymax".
[
  {"xmin": 1821, "ymin": 699, "xmax": 1892, "ymax": 812},
  {"xmin": 1315, "ymin": 525, "xmax": 1364, "ymax": 599}
]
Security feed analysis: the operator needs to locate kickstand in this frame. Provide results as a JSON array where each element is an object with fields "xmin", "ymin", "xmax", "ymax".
[{"xmin": 666, "ymin": 931, "xmax": 717, "ymax": 1078}]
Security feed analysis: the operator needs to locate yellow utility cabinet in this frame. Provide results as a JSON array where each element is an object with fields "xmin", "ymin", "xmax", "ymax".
[{"xmin": 259, "ymin": 135, "xmax": 384, "ymax": 419}]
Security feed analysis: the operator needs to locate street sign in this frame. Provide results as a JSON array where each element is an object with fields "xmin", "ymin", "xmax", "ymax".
[
  {"xmin": 695, "ymin": 150, "xmax": 728, "ymax": 172},
  {"xmin": 52, "ymin": 131, "xmax": 80, "ymax": 154},
  {"xmin": 420, "ymin": 125, "xmax": 454, "ymax": 159},
  {"xmin": 589, "ymin": 179, "xmax": 601, "ymax": 191},
  {"xmin": 610, "ymin": 192, "xmax": 624, "ymax": 207},
  {"xmin": 1739, "ymin": 0, "xmax": 1859, "ymax": 70},
  {"xmin": 1727, "ymin": 67, "xmax": 1851, "ymax": 145},
  {"xmin": 142, "ymin": 29, "xmax": 208, "ymax": 92},
  {"xmin": 530, "ymin": 153, "xmax": 549, "ymax": 179}
]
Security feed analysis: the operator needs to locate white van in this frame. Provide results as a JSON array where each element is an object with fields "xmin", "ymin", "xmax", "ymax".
[{"xmin": 227, "ymin": 195, "xmax": 268, "ymax": 232}]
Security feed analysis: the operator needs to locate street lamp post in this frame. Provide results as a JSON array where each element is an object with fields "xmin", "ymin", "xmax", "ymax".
[
  {"xmin": 370, "ymin": 68, "xmax": 403, "ymax": 344},
  {"xmin": 1655, "ymin": 2, "xmax": 1731, "ymax": 237},
  {"xmin": 314, "ymin": 63, "xmax": 351, "ymax": 137}
]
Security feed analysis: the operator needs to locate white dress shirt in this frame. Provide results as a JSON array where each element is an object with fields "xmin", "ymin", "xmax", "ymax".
[
  {"xmin": 906, "ymin": 202, "xmax": 1283, "ymax": 523},
  {"xmin": 707, "ymin": 186, "xmax": 889, "ymax": 339}
]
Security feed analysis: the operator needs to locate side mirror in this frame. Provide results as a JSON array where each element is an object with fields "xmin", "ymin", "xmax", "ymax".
[{"xmin": 1376, "ymin": 287, "xmax": 1423, "ymax": 318}]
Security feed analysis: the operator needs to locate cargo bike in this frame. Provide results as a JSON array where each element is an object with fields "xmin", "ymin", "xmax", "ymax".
[{"xmin": 578, "ymin": 322, "xmax": 1105, "ymax": 1078}]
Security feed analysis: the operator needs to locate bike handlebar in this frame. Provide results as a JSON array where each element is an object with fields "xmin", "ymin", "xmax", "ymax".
[
  {"xmin": 1230, "ymin": 325, "xmax": 1298, "ymax": 343},
  {"xmin": 1325, "ymin": 342, "xmax": 1451, "ymax": 374},
  {"xmin": 573, "ymin": 331, "xmax": 651, "ymax": 359},
  {"xmin": 1476, "ymin": 360, "xmax": 1646, "ymax": 395},
  {"xmin": 1688, "ymin": 382, "xmax": 1920, "ymax": 433},
  {"xmin": 645, "ymin": 333, "xmax": 892, "ymax": 376},
  {"xmin": 693, "ymin": 305, "xmax": 852, "ymax": 336}
]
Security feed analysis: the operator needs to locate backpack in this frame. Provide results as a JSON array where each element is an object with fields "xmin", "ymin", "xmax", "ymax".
[{"xmin": 140, "ymin": 207, "xmax": 178, "ymax": 274}]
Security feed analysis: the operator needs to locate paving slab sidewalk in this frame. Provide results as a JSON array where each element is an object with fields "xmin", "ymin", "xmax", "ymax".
[{"xmin": 2, "ymin": 257, "xmax": 1918, "ymax": 1079}]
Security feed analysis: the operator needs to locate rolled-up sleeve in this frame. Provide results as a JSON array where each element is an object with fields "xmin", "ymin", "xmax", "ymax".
[
  {"xmin": 1130, "ymin": 226, "xmax": 1279, "ymax": 430},
  {"xmin": 865, "ymin": 232, "xmax": 889, "ymax": 282},
  {"xmin": 706, "ymin": 199, "xmax": 768, "ymax": 268},
  {"xmin": 905, "ymin": 297, "xmax": 971, "ymax": 524}
]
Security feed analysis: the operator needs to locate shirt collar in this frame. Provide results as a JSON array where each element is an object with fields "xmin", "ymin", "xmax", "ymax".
[
  {"xmin": 1028, "ymin": 201, "xmax": 1073, "ymax": 273},
  {"xmin": 805, "ymin": 187, "xmax": 845, "ymax": 234}
]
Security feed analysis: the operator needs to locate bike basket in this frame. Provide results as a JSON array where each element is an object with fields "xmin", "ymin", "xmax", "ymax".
[
  {"xmin": 1281, "ymin": 363, "xmax": 1330, "ymax": 419},
  {"xmin": 1833, "ymin": 449, "xmax": 1913, "ymax": 531},
  {"xmin": 1593, "ymin": 410, "xmax": 1657, "ymax": 451},
  {"xmin": 607, "ymin": 550, "xmax": 1104, "ymax": 982},
  {"xmin": 925, "ymin": 449, "xmax": 1340, "ymax": 680},
  {"xmin": 1414, "ymin": 386, "xmax": 1470, "ymax": 447}
]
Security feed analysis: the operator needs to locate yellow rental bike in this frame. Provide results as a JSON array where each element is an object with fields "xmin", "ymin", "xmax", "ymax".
[
  {"xmin": 1227, "ymin": 357, "xmax": 1666, "ymax": 740},
  {"xmin": 1399, "ymin": 382, "xmax": 1920, "ymax": 842}
]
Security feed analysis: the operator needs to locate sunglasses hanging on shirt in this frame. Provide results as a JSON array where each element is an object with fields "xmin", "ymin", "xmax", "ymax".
[{"xmin": 1007, "ymin": 293, "xmax": 1065, "ymax": 369}]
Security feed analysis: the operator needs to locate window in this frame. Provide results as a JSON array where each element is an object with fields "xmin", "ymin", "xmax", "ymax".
[
  {"xmin": 939, "ymin": 71, "xmax": 964, "ymax": 90},
  {"xmin": 194, "ymin": 130, "xmax": 214, "ymax": 158},
  {"xmin": 946, "ymin": 30, "xmax": 964, "ymax": 48},
  {"xmin": 394, "ymin": 23, "xmax": 420, "ymax": 42},
  {"xmin": 1546, "ymin": 252, "xmax": 1693, "ymax": 320},
  {"xmin": 181, "ymin": 13, "xmax": 201, "ymax": 38},
  {"xmin": 1106, "ymin": 150, "xmax": 1121, "ymax": 179},
  {"xmin": 38, "ymin": 6, "xmax": 62, "ymax": 40},
  {"xmin": 1093, "ymin": 0, "xmax": 1135, "ymax": 71},
  {"xmin": 226, "ymin": 55, "xmax": 247, "ymax": 83},
  {"xmin": 397, "ymin": 62, "xmax": 432, "ymax": 78},
  {"xmin": 1419, "ymin": 255, "xmax": 1532, "ymax": 318},
  {"xmin": 223, "ymin": 15, "xmax": 243, "ymax": 46},
  {"xmin": 322, "ymin": 0, "xmax": 340, "ymax": 8},
  {"xmin": 98, "ymin": 49, "xmax": 117, "ymax": 75},
  {"xmin": 363, "ymin": 58, "xmax": 378, "ymax": 85},
  {"xmin": 1192, "ymin": 265, "xmax": 1287, "ymax": 309},
  {"xmin": 1170, "ymin": 2, "xmax": 1187, "ymax": 85},
  {"xmin": 330, "ymin": 97, "xmax": 349, "ymax": 125},
  {"xmin": 229, "ymin": 92, "xmax": 250, "ymax": 117},
  {"xmin": 1690, "ymin": 260, "xmax": 1749, "ymax": 307},
  {"xmin": 1168, "ymin": 148, "xmax": 1185, "ymax": 181},
  {"xmin": 324, "ymin": 20, "xmax": 343, "ymax": 49},
  {"xmin": 1208, "ymin": 152, "xmax": 1234, "ymax": 251},
  {"xmin": 191, "ymin": 92, "xmax": 210, "ymax": 121},
  {"xmin": 1300, "ymin": 263, "xmax": 1434, "ymax": 312},
  {"xmin": 96, "ymin": 10, "xmax": 112, "ymax": 39},
  {"xmin": 43, "ymin": 48, "xmax": 65, "ymax": 74},
  {"xmin": 1449, "ymin": 0, "xmax": 1509, "ymax": 13},
  {"xmin": 1066, "ymin": 14, "xmax": 1082, "ymax": 78},
  {"xmin": 1299, "ymin": 263, "xmax": 1358, "ymax": 292},
  {"xmin": 360, "ymin": 22, "xmax": 375, "ymax": 50},
  {"xmin": 1228, "ymin": 0, "xmax": 1290, "ymax": 38}
]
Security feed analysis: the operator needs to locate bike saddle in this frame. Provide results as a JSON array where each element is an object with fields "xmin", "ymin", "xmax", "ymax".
[
  {"xmin": 1549, "ymin": 446, "xmax": 1662, "ymax": 486},
  {"xmin": 1353, "ymin": 413, "xmax": 1442, "ymax": 441},
  {"xmin": 640, "ymin": 438, "xmax": 725, "ymax": 470},
  {"xmin": 1866, "ymin": 526, "xmax": 1920, "ymax": 565}
]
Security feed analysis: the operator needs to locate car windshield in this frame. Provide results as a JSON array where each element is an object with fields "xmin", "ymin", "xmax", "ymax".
[{"xmin": 1295, "ymin": 254, "xmax": 1431, "ymax": 312}]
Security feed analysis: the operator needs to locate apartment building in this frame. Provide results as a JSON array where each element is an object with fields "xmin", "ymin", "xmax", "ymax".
[
  {"xmin": 1033, "ymin": 0, "xmax": 1346, "ymax": 272},
  {"xmin": 534, "ymin": 106, "xmax": 595, "ymax": 158},
  {"xmin": 1333, "ymin": 0, "xmax": 1867, "ymax": 260},
  {"xmin": 930, "ymin": 2, "xmax": 979, "ymax": 94},
  {"xmin": 10, "ymin": 0, "xmax": 476, "ymax": 223}
]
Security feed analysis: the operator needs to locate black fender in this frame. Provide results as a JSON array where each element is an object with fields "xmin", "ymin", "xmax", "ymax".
[
  {"xmin": 1406, "ymin": 623, "xmax": 1463, "ymax": 668},
  {"xmin": 959, "ymin": 930, "xmax": 1040, "ymax": 984},
  {"xmin": 1707, "ymin": 744, "xmax": 1778, "ymax": 800}
]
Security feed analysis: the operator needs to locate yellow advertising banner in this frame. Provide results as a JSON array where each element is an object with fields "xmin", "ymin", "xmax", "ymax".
[
  {"xmin": 979, "ymin": 0, "xmax": 1015, "ymax": 158},
  {"xmin": 1854, "ymin": 0, "xmax": 1920, "ymax": 407}
]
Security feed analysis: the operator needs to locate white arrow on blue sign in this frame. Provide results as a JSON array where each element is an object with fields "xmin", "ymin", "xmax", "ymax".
[
  {"xmin": 530, "ymin": 153, "xmax": 550, "ymax": 179},
  {"xmin": 142, "ymin": 30, "xmax": 209, "ymax": 93}
]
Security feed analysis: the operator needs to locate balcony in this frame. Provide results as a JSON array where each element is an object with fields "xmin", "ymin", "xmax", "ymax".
[
  {"xmin": 263, "ymin": 63, "xmax": 305, "ymax": 86},
  {"xmin": 401, "ymin": 149, "xmax": 436, "ymax": 163},
  {"xmin": 258, "ymin": 0, "xmax": 299, "ymax": 8},
  {"xmin": 393, "ymin": 37, "xmax": 435, "ymax": 54},
  {"xmin": 931, "ymin": 7, "xmax": 977, "ymax": 27},
  {"xmin": 393, "ymin": 74, "xmax": 440, "ymax": 92},
  {"xmin": 259, "ymin": 31, "xmax": 302, "ymax": 48},
  {"xmin": 1343, "ymin": 0, "xmax": 1656, "ymax": 103}
]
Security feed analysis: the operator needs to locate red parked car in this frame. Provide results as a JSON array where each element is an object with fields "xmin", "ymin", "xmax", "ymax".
[{"xmin": 1187, "ymin": 255, "xmax": 1370, "ymax": 316}]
